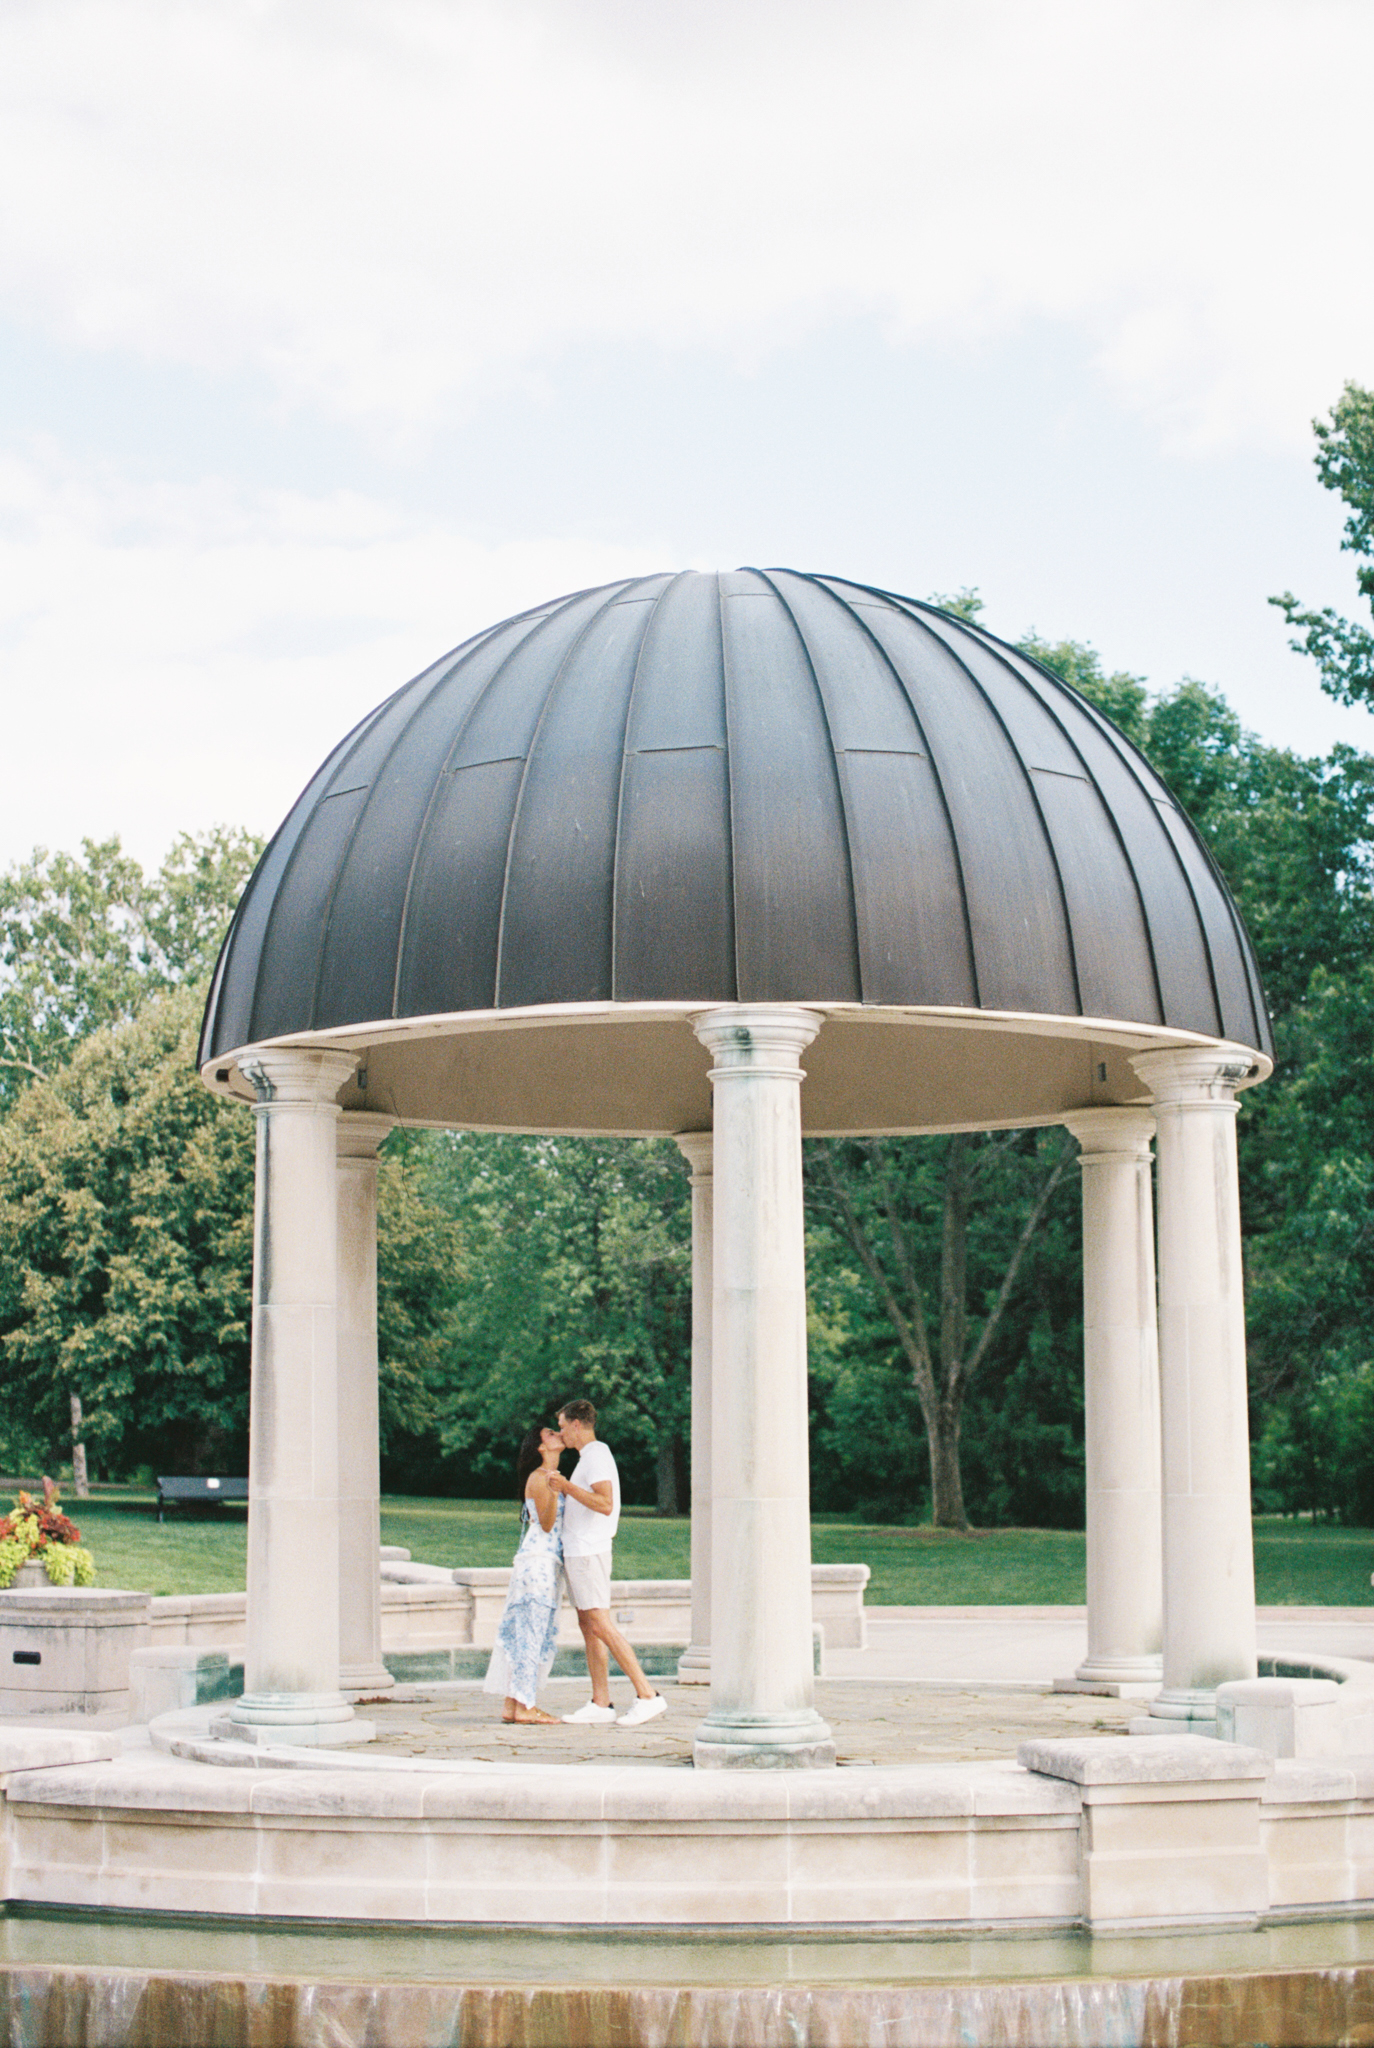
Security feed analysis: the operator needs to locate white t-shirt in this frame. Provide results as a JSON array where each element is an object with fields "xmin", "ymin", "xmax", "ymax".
[{"xmin": 562, "ymin": 1440, "xmax": 620, "ymax": 1557}]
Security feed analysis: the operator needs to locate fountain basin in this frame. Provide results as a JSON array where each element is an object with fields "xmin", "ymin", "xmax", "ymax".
[{"xmin": 8, "ymin": 1906, "xmax": 1374, "ymax": 2047}]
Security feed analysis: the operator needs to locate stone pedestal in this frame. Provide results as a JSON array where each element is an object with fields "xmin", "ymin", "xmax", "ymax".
[
  {"xmin": 336, "ymin": 1113, "xmax": 396, "ymax": 1698},
  {"xmin": 690, "ymin": 1007, "xmax": 834, "ymax": 1769},
  {"xmin": 0, "ymin": 1587, "xmax": 151, "ymax": 1716},
  {"xmin": 1063, "ymin": 1110, "xmax": 1162, "ymax": 1690},
  {"xmin": 230, "ymin": 1049, "xmax": 371, "ymax": 1747},
  {"xmin": 1019, "ymin": 1735, "xmax": 1270, "ymax": 1928},
  {"xmin": 675, "ymin": 1131, "xmax": 713, "ymax": 1687},
  {"xmin": 1133, "ymin": 1046, "xmax": 1259, "ymax": 1727}
]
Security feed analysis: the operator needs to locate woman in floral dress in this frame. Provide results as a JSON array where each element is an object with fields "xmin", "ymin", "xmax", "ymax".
[{"xmin": 482, "ymin": 1425, "xmax": 567, "ymax": 1725}]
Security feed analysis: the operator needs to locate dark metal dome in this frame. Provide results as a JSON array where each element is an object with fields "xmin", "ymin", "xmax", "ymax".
[{"xmin": 200, "ymin": 568, "xmax": 1272, "ymax": 1068}]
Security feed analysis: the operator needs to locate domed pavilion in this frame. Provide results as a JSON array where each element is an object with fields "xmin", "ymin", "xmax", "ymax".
[{"xmin": 201, "ymin": 568, "xmax": 1271, "ymax": 1765}]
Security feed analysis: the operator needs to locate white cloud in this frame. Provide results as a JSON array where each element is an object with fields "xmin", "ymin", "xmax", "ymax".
[
  {"xmin": 0, "ymin": 0, "xmax": 1369, "ymax": 450},
  {"xmin": 0, "ymin": 444, "xmax": 670, "ymax": 866}
]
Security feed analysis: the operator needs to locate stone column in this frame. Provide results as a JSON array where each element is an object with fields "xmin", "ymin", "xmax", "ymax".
[
  {"xmin": 690, "ymin": 1007, "xmax": 834, "ymax": 1769},
  {"xmin": 228, "ymin": 1048, "xmax": 372, "ymax": 1746},
  {"xmin": 336, "ymin": 1112, "xmax": 396, "ymax": 1698},
  {"xmin": 675, "ymin": 1131, "xmax": 713, "ymax": 1687},
  {"xmin": 1063, "ymin": 1109, "xmax": 1163, "ymax": 1689},
  {"xmin": 1132, "ymin": 1045, "xmax": 1259, "ymax": 1724}
]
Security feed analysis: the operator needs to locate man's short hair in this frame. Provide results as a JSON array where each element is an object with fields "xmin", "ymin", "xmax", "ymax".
[{"xmin": 558, "ymin": 1398, "xmax": 597, "ymax": 1430}]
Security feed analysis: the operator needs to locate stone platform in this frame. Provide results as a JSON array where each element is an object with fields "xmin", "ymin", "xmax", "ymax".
[{"xmin": 359, "ymin": 1676, "xmax": 1135, "ymax": 1767}]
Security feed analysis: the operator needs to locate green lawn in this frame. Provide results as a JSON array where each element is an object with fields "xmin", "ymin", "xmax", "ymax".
[{"xmin": 43, "ymin": 1492, "xmax": 1374, "ymax": 1608}]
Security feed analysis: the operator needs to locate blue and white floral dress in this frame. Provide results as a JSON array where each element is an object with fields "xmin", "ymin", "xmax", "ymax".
[{"xmin": 482, "ymin": 1492, "xmax": 565, "ymax": 1708}]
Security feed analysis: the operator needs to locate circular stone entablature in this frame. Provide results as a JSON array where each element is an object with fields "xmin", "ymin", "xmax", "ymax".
[{"xmin": 199, "ymin": 570, "xmax": 1272, "ymax": 1135}]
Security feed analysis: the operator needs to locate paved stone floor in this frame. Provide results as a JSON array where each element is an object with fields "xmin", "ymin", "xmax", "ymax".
[{"xmin": 362, "ymin": 1677, "xmax": 1136, "ymax": 1767}]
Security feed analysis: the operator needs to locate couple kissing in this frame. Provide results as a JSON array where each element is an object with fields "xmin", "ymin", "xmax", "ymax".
[{"xmin": 482, "ymin": 1400, "xmax": 666, "ymax": 1729}]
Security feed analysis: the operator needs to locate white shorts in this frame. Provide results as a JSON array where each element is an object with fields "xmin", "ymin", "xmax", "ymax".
[{"xmin": 563, "ymin": 1551, "xmax": 612, "ymax": 1612}]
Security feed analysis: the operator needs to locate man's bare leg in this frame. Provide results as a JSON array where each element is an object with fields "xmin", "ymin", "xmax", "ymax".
[
  {"xmin": 579, "ymin": 1608, "xmax": 655, "ymax": 1700},
  {"xmin": 579, "ymin": 1612, "xmax": 613, "ymax": 1706}
]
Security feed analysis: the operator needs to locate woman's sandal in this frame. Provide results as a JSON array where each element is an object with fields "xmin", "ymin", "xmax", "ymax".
[{"xmin": 512, "ymin": 1707, "xmax": 559, "ymax": 1726}]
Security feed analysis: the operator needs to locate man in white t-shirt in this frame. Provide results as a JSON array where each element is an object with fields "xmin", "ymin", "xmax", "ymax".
[{"xmin": 549, "ymin": 1399, "xmax": 665, "ymax": 1727}]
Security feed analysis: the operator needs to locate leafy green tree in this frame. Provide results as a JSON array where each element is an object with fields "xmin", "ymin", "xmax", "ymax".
[
  {"xmin": 417, "ymin": 1132, "xmax": 692, "ymax": 1511},
  {"xmin": 804, "ymin": 1131, "xmax": 1075, "ymax": 1528},
  {"xmin": 0, "ymin": 987, "xmax": 470, "ymax": 1482},
  {"xmin": 374, "ymin": 1134, "xmax": 467, "ymax": 1457},
  {"xmin": 1272, "ymin": 381, "xmax": 1374, "ymax": 710},
  {"xmin": 0, "ymin": 827, "xmax": 262, "ymax": 1107},
  {"xmin": 0, "ymin": 985, "xmax": 255, "ymax": 1477}
]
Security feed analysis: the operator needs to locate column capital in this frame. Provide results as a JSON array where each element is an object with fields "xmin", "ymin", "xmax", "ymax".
[
  {"xmin": 336, "ymin": 1112, "xmax": 397, "ymax": 1160},
  {"xmin": 674, "ymin": 1130, "xmax": 713, "ymax": 1177},
  {"xmin": 692, "ymin": 1004, "xmax": 822, "ymax": 1076},
  {"xmin": 239, "ymin": 1048, "xmax": 358, "ymax": 1106},
  {"xmin": 1063, "ymin": 1107, "xmax": 1155, "ymax": 1160},
  {"xmin": 1131, "ymin": 1044, "xmax": 1260, "ymax": 1106}
]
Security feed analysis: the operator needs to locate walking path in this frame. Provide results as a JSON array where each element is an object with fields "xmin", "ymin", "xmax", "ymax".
[{"xmin": 822, "ymin": 1604, "xmax": 1374, "ymax": 1684}]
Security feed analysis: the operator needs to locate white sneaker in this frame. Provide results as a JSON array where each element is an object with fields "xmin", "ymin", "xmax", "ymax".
[
  {"xmin": 617, "ymin": 1693, "xmax": 667, "ymax": 1727},
  {"xmin": 562, "ymin": 1700, "xmax": 616, "ymax": 1724}
]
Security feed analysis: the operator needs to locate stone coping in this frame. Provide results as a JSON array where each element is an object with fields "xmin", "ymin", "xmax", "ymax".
[
  {"xmin": 0, "ymin": 1730, "xmax": 118, "ymax": 1785},
  {"xmin": 0, "ymin": 1590, "xmax": 149, "ymax": 1615},
  {"xmin": 9, "ymin": 1736, "xmax": 1087, "ymax": 1821},
  {"xmin": 1020, "ymin": 1735, "xmax": 1272, "ymax": 1785}
]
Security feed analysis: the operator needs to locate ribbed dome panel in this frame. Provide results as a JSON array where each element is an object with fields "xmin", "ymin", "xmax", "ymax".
[{"xmin": 200, "ymin": 569, "xmax": 1273, "ymax": 1065}]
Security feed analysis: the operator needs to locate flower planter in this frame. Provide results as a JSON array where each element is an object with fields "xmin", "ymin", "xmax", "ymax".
[
  {"xmin": 8, "ymin": 1562, "xmax": 47, "ymax": 1590},
  {"xmin": 1, "ymin": 1481, "xmax": 96, "ymax": 1594}
]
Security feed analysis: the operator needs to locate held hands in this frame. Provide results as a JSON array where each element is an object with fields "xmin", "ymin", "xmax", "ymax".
[{"xmin": 547, "ymin": 1472, "xmax": 571, "ymax": 1496}]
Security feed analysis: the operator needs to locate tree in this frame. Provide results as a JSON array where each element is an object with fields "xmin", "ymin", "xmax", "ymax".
[
  {"xmin": 0, "ymin": 986, "xmax": 471, "ymax": 1481},
  {"xmin": 805, "ymin": 1130, "xmax": 1074, "ymax": 1528},
  {"xmin": 418, "ymin": 1133, "xmax": 692, "ymax": 1512},
  {"xmin": 0, "ymin": 985, "xmax": 256, "ymax": 1477},
  {"xmin": 1272, "ymin": 381, "xmax": 1374, "ymax": 710},
  {"xmin": 0, "ymin": 827, "xmax": 262, "ymax": 1108}
]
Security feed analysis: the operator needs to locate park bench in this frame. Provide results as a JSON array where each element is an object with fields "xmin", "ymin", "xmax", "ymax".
[{"xmin": 155, "ymin": 1476, "xmax": 249, "ymax": 1524}]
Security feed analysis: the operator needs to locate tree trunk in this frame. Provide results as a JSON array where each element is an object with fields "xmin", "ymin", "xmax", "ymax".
[
  {"xmin": 928, "ymin": 1140, "xmax": 972, "ymax": 1528},
  {"xmin": 655, "ymin": 1434, "xmax": 680, "ymax": 1517},
  {"xmin": 70, "ymin": 1393, "xmax": 89, "ymax": 1498},
  {"xmin": 927, "ymin": 1398, "xmax": 969, "ymax": 1529},
  {"xmin": 939, "ymin": 1137, "xmax": 971, "ymax": 1380}
]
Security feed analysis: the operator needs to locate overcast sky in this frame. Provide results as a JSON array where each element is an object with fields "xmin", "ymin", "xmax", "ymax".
[{"xmin": 3, "ymin": 0, "xmax": 1372, "ymax": 870}]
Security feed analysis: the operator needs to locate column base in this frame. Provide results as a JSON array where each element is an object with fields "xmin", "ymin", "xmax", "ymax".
[
  {"xmin": 1148, "ymin": 1686, "xmax": 1223, "ymax": 1719},
  {"xmin": 212, "ymin": 1713, "xmax": 376, "ymax": 1748},
  {"xmin": 1055, "ymin": 1653, "xmax": 1163, "ymax": 1697},
  {"xmin": 224, "ymin": 1690, "xmax": 368, "ymax": 1747},
  {"xmin": 1129, "ymin": 1687, "xmax": 1222, "ymax": 1740},
  {"xmin": 676, "ymin": 1645, "xmax": 711, "ymax": 1686},
  {"xmin": 340, "ymin": 1661, "xmax": 396, "ymax": 1700},
  {"xmin": 693, "ymin": 1709, "xmax": 835, "ymax": 1770}
]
